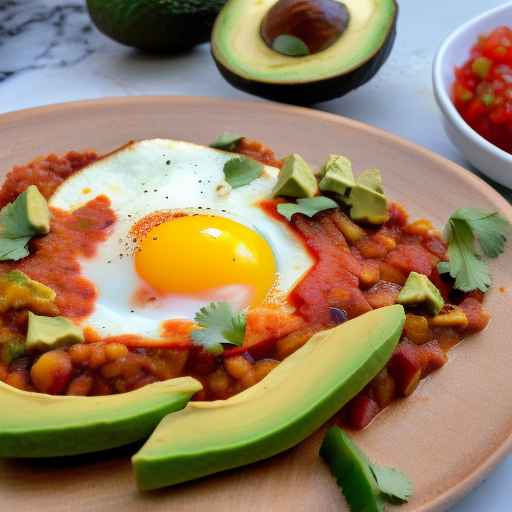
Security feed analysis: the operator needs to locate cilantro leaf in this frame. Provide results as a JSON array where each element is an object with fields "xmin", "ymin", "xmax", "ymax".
[
  {"xmin": 0, "ymin": 236, "xmax": 31, "ymax": 261},
  {"xmin": 191, "ymin": 302, "xmax": 246, "ymax": 355},
  {"xmin": 223, "ymin": 156, "xmax": 263, "ymax": 189},
  {"xmin": 210, "ymin": 132, "xmax": 244, "ymax": 152},
  {"xmin": 277, "ymin": 196, "xmax": 338, "ymax": 221},
  {"xmin": 438, "ymin": 207, "xmax": 510, "ymax": 292},
  {"xmin": 0, "ymin": 191, "xmax": 34, "ymax": 238},
  {"xmin": 438, "ymin": 218, "xmax": 491, "ymax": 292},
  {"xmin": 452, "ymin": 208, "xmax": 510, "ymax": 258},
  {"xmin": 370, "ymin": 465, "xmax": 413, "ymax": 504}
]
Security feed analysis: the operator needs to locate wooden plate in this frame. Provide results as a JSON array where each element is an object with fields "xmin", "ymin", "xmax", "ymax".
[{"xmin": 0, "ymin": 97, "xmax": 511, "ymax": 512}]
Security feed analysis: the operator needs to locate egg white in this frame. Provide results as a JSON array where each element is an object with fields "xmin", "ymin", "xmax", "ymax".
[{"xmin": 49, "ymin": 139, "xmax": 314, "ymax": 338}]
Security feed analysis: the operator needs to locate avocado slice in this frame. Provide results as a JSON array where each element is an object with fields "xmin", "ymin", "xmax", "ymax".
[
  {"xmin": 272, "ymin": 153, "xmax": 318, "ymax": 198},
  {"xmin": 132, "ymin": 305, "xmax": 405, "ymax": 490},
  {"xmin": 398, "ymin": 272, "xmax": 445, "ymax": 315},
  {"xmin": 26, "ymin": 312, "xmax": 84, "ymax": 351},
  {"xmin": 319, "ymin": 154, "xmax": 355, "ymax": 196},
  {"xmin": 211, "ymin": 0, "xmax": 398, "ymax": 104},
  {"xmin": 87, "ymin": 0, "xmax": 227, "ymax": 53},
  {"xmin": 0, "ymin": 377, "xmax": 202, "ymax": 458}
]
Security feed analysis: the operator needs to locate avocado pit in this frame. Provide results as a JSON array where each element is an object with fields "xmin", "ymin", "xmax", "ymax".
[{"xmin": 261, "ymin": 0, "xmax": 350, "ymax": 55}]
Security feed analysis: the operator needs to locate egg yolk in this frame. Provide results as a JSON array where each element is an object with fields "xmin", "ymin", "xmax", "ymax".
[{"xmin": 134, "ymin": 215, "xmax": 276, "ymax": 306}]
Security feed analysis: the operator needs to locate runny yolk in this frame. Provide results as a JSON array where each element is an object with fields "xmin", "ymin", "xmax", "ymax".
[{"xmin": 134, "ymin": 215, "xmax": 277, "ymax": 306}]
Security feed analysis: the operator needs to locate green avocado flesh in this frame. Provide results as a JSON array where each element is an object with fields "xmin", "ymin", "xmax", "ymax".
[
  {"xmin": 25, "ymin": 312, "xmax": 84, "ymax": 351},
  {"xmin": 132, "ymin": 305, "xmax": 405, "ymax": 490},
  {"xmin": 87, "ymin": 0, "xmax": 226, "ymax": 53},
  {"xmin": 398, "ymin": 271, "xmax": 445, "ymax": 315},
  {"xmin": 211, "ymin": 0, "xmax": 397, "ymax": 103},
  {"xmin": 320, "ymin": 427, "xmax": 383, "ymax": 512},
  {"xmin": 0, "ymin": 377, "xmax": 201, "ymax": 458}
]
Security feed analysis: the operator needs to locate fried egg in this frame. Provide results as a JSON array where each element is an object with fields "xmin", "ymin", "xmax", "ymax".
[{"xmin": 49, "ymin": 139, "xmax": 314, "ymax": 338}]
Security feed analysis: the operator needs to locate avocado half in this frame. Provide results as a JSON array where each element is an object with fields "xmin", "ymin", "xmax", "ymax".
[
  {"xmin": 133, "ymin": 305, "xmax": 405, "ymax": 490},
  {"xmin": 211, "ymin": 0, "xmax": 398, "ymax": 104},
  {"xmin": 87, "ymin": 0, "xmax": 227, "ymax": 53}
]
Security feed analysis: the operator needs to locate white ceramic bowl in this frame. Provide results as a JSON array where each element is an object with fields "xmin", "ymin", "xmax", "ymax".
[{"xmin": 433, "ymin": 2, "xmax": 512, "ymax": 189}]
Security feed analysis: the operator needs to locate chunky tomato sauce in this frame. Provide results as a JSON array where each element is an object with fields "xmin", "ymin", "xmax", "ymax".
[
  {"xmin": 0, "ymin": 151, "xmax": 98, "ymax": 208},
  {"xmin": 452, "ymin": 26, "xmax": 512, "ymax": 154},
  {"xmin": 0, "ymin": 197, "xmax": 115, "ymax": 319},
  {"xmin": 0, "ymin": 144, "xmax": 491, "ymax": 429}
]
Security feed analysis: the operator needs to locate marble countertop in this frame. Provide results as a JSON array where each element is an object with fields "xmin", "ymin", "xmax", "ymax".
[{"xmin": 0, "ymin": 0, "xmax": 511, "ymax": 510}]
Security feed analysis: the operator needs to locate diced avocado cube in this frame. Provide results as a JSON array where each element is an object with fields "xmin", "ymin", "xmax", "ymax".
[
  {"xmin": 397, "ymin": 272, "xmax": 445, "ymax": 315},
  {"xmin": 348, "ymin": 185, "xmax": 389, "ymax": 224},
  {"xmin": 348, "ymin": 168, "xmax": 389, "ymax": 224},
  {"xmin": 0, "ymin": 271, "xmax": 56, "ymax": 314},
  {"xmin": 26, "ymin": 312, "xmax": 84, "ymax": 351},
  {"xmin": 318, "ymin": 154, "xmax": 355, "ymax": 196},
  {"xmin": 0, "ymin": 185, "xmax": 50, "ymax": 238},
  {"xmin": 25, "ymin": 185, "xmax": 50, "ymax": 235},
  {"xmin": 6, "ymin": 270, "xmax": 55, "ymax": 300},
  {"xmin": 357, "ymin": 168, "xmax": 384, "ymax": 193},
  {"xmin": 1, "ymin": 339, "xmax": 26, "ymax": 365},
  {"xmin": 272, "ymin": 153, "xmax": 318, "ymax": 198}
]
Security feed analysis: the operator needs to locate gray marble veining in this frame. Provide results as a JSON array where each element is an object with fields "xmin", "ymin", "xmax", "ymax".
[{"xmin": 0, "ymin": 0, "xmax": 103, "ymax": 82}]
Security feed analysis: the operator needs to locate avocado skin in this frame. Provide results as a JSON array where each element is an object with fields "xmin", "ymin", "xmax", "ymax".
[
  {"xmin": 0, "ymin": 377, "xmax": 201, "ymax": 458},
  {"xmin": 87, "ymin": 0, "xmax": 226, "ymax": 53},
  {"xmin": 212, "ymin": 6, "xmax": 397, "ymax": 105},
  {"xmin": 132, "ymin": 306, "xmax": 405, "ymax": 490}
]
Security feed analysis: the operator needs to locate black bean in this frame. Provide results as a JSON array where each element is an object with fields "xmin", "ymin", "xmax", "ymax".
[{"xmin": 329, "ymin": 307, "xmax": 348, "ymax": 325}]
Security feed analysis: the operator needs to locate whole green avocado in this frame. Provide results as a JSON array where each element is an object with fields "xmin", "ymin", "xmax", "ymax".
[{"xmin": 87, "ymin": 0, "xmax": 227, "ymax": 53}]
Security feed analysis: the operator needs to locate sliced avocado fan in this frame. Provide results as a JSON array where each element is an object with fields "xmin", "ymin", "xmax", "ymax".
[{"xmin": 132, "ymin": 305, "xmax": 405, "ymax": 490}]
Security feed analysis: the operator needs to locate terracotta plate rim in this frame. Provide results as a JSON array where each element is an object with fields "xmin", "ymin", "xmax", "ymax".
[{"xmin": 1, "ymin": 95, "xmax": 511, "ymax": 511}]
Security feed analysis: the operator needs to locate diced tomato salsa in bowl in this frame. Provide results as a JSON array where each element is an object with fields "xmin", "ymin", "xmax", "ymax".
[
  {"xmin": 0, "ymin": 139, "xmax": 491, "ymax": 430},
  {"xmin": 452, "ymin": 26, "xmax": 512, "ymax": 155}
]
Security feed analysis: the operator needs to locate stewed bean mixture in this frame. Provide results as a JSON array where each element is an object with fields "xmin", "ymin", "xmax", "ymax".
[{"xmin": 0, "ymin": 140, "xmax": 490, "ymax": 429}]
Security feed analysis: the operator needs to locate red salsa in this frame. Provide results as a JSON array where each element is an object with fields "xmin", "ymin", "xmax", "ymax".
[
  {"xmin": 0, "ymin": 143, "xmax": 491, "ymax": 429},
  {"xmin": 452, "ymin": 26, "xmax": 512, "ymax": 154}
]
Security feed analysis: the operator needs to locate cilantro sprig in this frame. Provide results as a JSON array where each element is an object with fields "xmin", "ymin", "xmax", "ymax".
[
  {"xmin": 277, "ymin": 196, "xmax": 338, "ymax": 221},
  {"xmin": 209, "ymin": 132, "xmax": 244, "ymax": 152},
  {"xmin": 223, "ymin": 156, "xmax": 263, "ymax": 189},
  {"xmin": 370, "ymin": 465, "xmax": 413, "ymax": 504},
  {"xmin": 191, "ymin": 302, "xmax": 246, "ymax": 355},
  {"xmin": 0, "ymin": 236, "xmax": 32, "ymax": 261},
  {"xmin": 320, "ymin": 426, "xmax": 412, "ymax": 512},
  {"xmin": 438, "ymin": 208, "xmax": 510, "ymax": 292}
]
